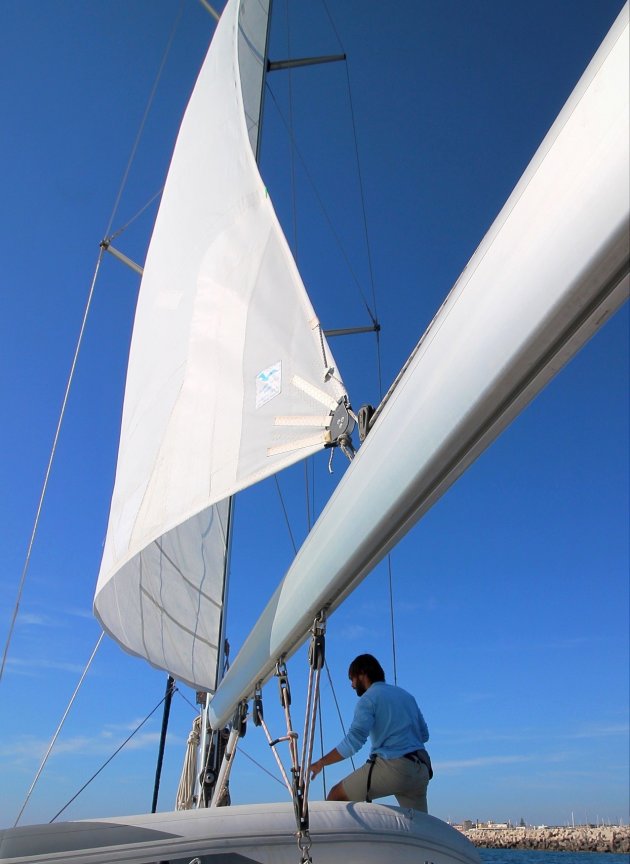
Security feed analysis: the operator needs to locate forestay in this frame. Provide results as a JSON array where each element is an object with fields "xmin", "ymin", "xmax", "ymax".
[{"xmin": 94, "ymin": 0, "xmax": 346, "ymax": 692}]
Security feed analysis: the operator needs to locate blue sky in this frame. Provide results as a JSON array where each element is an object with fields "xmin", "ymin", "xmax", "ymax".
[{"xmin": 0, "ymin": 0, "xmax": 627, "ymax": 831}]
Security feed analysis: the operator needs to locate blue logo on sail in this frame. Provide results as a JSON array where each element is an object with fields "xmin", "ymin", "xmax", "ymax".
[{"xmin": 255, "ymin": 361, "xmax": 282, "ymax": 408}]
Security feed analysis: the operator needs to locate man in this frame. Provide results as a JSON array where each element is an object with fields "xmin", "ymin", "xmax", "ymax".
[{"xmin": 310, "ymin": 654, "xmax": 432, "ymax": 812}]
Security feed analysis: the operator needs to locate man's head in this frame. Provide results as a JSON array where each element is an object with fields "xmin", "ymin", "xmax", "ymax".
[{"xmin": 348, "ymin": 654, "xmax": 385, "ymax": 697}]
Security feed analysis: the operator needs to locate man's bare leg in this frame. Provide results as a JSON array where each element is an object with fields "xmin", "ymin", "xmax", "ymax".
[{"xmin": 326, "ymin": 781, "xmax": 349, "ymax": 801}]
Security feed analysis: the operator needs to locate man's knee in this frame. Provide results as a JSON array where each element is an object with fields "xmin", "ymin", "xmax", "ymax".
[{"xmin": 326, "ymin": 781, "xmax": 348, "ymax": 801}]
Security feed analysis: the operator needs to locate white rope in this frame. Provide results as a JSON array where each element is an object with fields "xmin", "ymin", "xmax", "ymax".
[
  {"xmin": 176, "ymin": 714, "xmax": 201, "ymax": 810},
  {"xmin": 300, "ymin": 667, "xmax": 322, "ymax": 811},
  {"xmin": 254, "ymin": 705, "xmax": 293, "ymax": 794},
  {"xmin": 13, "ymin": 632, "xmax": 104, "ymax": 827}
]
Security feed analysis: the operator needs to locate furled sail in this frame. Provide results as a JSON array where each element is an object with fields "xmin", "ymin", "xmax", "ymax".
[
  {"xmin": 94, "ymin": 0, "xmax": 346, "ymax": 692},
  {"xmin": 207, "ymin": 3, "xmax": 630, "ymax": 729}
]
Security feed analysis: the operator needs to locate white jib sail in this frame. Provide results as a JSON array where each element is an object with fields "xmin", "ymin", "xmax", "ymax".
[{"xmin": 94, "ymin": 0, "xmax": 346, "ymax": 692}]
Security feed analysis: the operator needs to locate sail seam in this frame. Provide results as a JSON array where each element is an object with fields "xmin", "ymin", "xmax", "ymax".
[
  {"xmin": 151, "ymin": 540, "xmax": 223, "ymax": 608},
  {"xmin": 140, "ymin": 585, "xmax": 220, "ymax": 649}
]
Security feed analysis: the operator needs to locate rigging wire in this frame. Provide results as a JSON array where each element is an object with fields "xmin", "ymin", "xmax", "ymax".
[
  {"xmin": 321, "ymin": 0, "xmax": 399, "ymax": 682},
  {"xmin": 284, "ymin": 0, "xmax": 300, "ymax": 261},
  {"xmin": 13, "ymin": 632, "xmax": 105, "ymax": 827},
  {"xmin": 107, "ymin": 186, "xmax": 164, "ymax": 244},
  {"xmin": 198, "ymin": 0, "xmax": 220, "ymax": 22},
  {"xmin": 0, "ymin": 250, "xmax": 105, "ymax": 685},
  {"xmin": 175, "ymin": 686, "xmax": 200, "ymax": 713},
  {"xmin": 324, "ymin": 4, "xmax": 400, "ymax": 686},
  {"xmin": 317, "ymin": 701, "xmax": 327, "ymax": 799},
  {"xmin": 324, "ymin": 661, "xmax": 355, "ymax": 773},
  {"xmin": 4, "ymin": 3, "xmax": 192, "ymax": 832},
  {"xmin": 239, "ymin": 747, "xmax": 287, "ymax": 789},
  {"xmin": 274, "ymin": 474, "xmax": 357, "ymax": 780},
  {"xmin": 265, "ymin": 86, "xmax": 377, "ymax": 327},
  {"xmin": 103, "ymin": 0, "xmax": 185, "ymax": 241},
  {"xmin": 274, "ymin": 474, "xmax": 299, "ymax": 556},
  {"xmin": 49, "ymin": 684, "xmax": 177, "ymax": 824},
  {"xmin": 281, "ymin": 1, "xmax": 316, "ymax": 538},
  {"xmin": 0, "ymin": 1, "xmax": 185, "ymax": 688},
  {"xmin": 268, "ymin": 0, "xmax": 401, "ymax": 754},
  {"xmin": 387, "ymin": 556, "xmax": 398, "ymax": 686},
  {"xmin": 304, "ymin": 460, "xmax": 312, "ymax": 534}
]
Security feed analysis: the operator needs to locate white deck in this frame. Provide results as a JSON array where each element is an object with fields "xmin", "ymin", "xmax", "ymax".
[{"xmin": 0, "ymin": 801, "xmax": 481, "ymax": 864}]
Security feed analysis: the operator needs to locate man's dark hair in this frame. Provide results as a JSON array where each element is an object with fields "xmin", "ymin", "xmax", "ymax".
[{"xmin": 348, "ymin": 654, "xmax": 385, "ymax": 683}]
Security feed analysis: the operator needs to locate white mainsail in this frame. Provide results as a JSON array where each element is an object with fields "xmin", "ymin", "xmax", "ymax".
[
  {"xmin": 94, "ymin": 0, "xmax": 346, "ymax": 692},
  {"xmin": 207, "ymin": 3, "xmax": 630, "ymax": 729}
]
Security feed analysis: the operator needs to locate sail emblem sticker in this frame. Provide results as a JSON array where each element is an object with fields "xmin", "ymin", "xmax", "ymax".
[{"xmin": 256, "ymin": 361, "xmax": 282, "ymax": 408}]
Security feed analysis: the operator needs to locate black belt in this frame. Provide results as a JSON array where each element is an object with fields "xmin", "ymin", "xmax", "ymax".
[
  {"xmin": 365, "ymin": 755, "xmax": 377, "ymax": 803},
  {"xmin": 365, "ymin": 749, "xmax": 434, "ymax": 801},
  {"xmin": 403, "ymin": 749, "xmax": 433, "ymax": 778}
]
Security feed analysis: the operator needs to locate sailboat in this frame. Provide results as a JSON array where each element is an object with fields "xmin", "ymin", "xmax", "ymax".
[{"xmin": 1, "ymin": 0, "xmax": 628, "ymax": 861}]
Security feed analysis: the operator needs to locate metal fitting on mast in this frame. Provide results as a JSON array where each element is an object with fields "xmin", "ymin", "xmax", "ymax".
[
  {"xmin": 308, "ymin": 610, "xmax": 326, "ymax": 670},
  {"xmin": 325, "ymin": 397, "xmax": 357, "ymax": 470}
]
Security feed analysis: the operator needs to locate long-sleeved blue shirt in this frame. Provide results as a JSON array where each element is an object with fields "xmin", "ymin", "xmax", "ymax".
[{"xmin": 336, "ymin": 681, "xmax": 429, "ymax": 760}]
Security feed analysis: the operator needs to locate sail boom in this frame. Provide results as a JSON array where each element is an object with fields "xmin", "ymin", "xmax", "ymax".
[{"xmin": 207, "ymin": 5, "xmax": 630, "ymax": 729}]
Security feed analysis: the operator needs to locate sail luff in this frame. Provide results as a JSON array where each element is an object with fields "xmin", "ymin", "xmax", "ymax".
[
  {"xmin": 207, "ymin": 4, "xmax": 630, "ymax": 729},
  {"xmin": 211, "ymin": 0, "xmax": 273, "ymax": 692}
]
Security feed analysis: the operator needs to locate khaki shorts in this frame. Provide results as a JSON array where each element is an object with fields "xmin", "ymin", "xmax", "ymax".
[{"xmin": 341, "ymin": 755, "xmax": 429, "ymax": 812}]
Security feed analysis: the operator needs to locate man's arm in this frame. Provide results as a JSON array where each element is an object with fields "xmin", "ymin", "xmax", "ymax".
[{"xmin": 310, "ymin": 748, "xmax": 343, "ymax": 780}]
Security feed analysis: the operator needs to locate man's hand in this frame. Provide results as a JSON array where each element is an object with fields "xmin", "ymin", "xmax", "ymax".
[
  {"xmin": 310, "ymin": 748, "xmax": 344, "ymax": 781},
  {"xmin": 310, "ymin": 758, "xmax": 323, "ymax": 780}
]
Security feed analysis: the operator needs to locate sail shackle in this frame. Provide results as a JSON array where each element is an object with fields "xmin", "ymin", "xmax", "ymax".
[
  {"xmin": 232, "ymin": 700, "xmax": 248, "ymax": 738},
  {"xmin": 308, "ymin": 631, "xmax": 325, "ymax": 669},
  {"xmin": 253, "ymin": 688, "xmax": 264, "ymax": 727},
  {"xmin": 276, "ymin": 659, "xmax": 292, "ymax": 709},
  {"xmin": 307, "ymin": 612, "xmax": 326, "ymax": 670}
]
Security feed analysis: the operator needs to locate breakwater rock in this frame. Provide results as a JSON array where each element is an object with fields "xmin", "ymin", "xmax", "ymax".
[{"xmin": 460, "ymin": 826, "xmax": 630, "ymax": 853}]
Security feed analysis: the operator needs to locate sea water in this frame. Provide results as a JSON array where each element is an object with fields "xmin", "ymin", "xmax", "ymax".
[{"xmin": 479, "ymin": 850, "xmax": 629, "ymax": 864}]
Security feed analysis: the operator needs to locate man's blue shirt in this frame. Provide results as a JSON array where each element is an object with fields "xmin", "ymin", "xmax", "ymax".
[{"xmin": 336, "ymin": 681, "xmax": 429, "ymax": 759}]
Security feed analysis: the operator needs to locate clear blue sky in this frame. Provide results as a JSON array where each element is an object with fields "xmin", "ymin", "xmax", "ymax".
[{"xmin": 0, "ymin": 0, "xmax": 627, "ymax": 831}]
